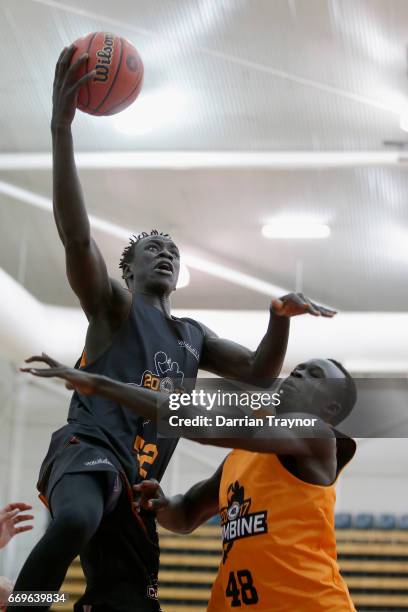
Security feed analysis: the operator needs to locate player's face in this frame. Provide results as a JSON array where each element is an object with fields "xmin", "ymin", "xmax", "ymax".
[
  {"xmin": 278, "ymin": 359, "xmax": 347, "ymax": 422},
  {"xmin": 132, "ymin": 237, "xmax": 180, "ymax": 294}
]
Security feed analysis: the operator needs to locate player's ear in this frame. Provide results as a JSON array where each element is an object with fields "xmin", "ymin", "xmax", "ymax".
[
  {"xmin": 122, "ymin": 263, "xmax": 133, "ymax": 284},
  {"xmin": 323, "ymin": 401, "xmax": 343, "ymax": 423}
]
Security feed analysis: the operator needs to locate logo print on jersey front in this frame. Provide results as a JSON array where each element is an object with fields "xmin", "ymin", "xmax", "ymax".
[
  {"xmin": 178, "ymin": 340, "xmax": 200, "ymax": 362},
  {"xmin": 131, "ymin": 351, "xmax": 185, "ymax": 398},
  {"xmin": 220, "ymin": 480, "xmax": 268, "ymax": 563}
]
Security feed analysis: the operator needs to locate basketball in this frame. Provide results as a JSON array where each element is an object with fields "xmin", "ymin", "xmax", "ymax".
[{"xmin": 70, "ymin": 32, "xmax": 144, "ymax": 116}]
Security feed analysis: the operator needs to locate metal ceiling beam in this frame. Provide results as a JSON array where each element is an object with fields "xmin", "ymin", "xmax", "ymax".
[
  {"xmin": 0, "ymin": 179, "xmax": 288, "ymax": 298},
  {"xmin": 0, "ymin": 151, "xmax": 404, "ymax": 170}
]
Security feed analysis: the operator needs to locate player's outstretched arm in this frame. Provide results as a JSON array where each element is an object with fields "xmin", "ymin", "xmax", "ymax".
[
  {"xmin": 21, "ymin": 355, "xmax": 334, "ymax": 460},
  {"xmin": 51, "ymin": 45, "xmax": 114, "ymax": 318},
  {"xmin": 199, "ymin": 293, "xmax": 336, "ymax": 386},
  {"xmin": 133, "ymin": 465, "xmax": 223, "ymax": 534},
  {"xmin": 196, "ymin": 418, "xmax": 336, "ymax": 458}
]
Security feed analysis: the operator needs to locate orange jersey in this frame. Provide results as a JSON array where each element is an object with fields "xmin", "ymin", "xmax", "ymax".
[{"xmin": 207, "ymin": 448, "xmax": 356, "ymax": 612}]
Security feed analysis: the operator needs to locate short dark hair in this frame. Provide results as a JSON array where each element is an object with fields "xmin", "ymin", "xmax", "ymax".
[
  {"xmin": 119, "ymin": 230, "xmax": 171, "ymax": 278},
  {"xmin": 328, "ymin": 358, "xmax": 357, "ymax": 420}
]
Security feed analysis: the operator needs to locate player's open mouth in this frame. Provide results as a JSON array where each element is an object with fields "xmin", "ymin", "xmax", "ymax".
[
  {"xmin": 154, "ymin": 261, "xmax": 174, "ymax": 275},
  {"xmin": 282, "ymin": 380, "xmax": 298, "ymax": 394}
]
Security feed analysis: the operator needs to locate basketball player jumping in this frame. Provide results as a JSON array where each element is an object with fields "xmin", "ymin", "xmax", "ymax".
[
  {"xmin": 9, "ymin": 45, "xmax": 335, "ymax": 612},
  {"xmin": 23, "ymin": 355, "xmax": 356, "ymax": 611}
]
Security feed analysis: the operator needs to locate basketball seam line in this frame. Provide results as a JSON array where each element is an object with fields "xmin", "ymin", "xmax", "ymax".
[
  {"xmin": 91, "ymin": 36, "xmax": 124, "ymax": 114},
  {"xmin": 103, "ymin": 58, "xmax": 143, "ymax": 116},
  {"xmin": 85, "ymin": 32, "xmax": 98, "ymax": 108}
]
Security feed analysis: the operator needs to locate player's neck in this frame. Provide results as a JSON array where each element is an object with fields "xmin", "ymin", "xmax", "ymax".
[{"xmin": 136, "ymin": 291, "xmax": 172, "ymax": 318}]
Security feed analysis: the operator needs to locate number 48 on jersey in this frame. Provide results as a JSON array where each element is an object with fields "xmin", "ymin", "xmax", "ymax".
[{"xmin": 226, "ymin": 570, "xmax": 259, "ymax": 607}]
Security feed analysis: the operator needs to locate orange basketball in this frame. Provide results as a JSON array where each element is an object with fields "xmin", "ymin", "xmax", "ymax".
[{"xmin": 70, "ymin": 32, "xmax": 144, "ymax": 116}]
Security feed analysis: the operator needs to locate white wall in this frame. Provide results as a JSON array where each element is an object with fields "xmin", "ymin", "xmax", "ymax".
[
  {"xmin": 336, "ymin": 438, "xmax": 408, "ymax": 514},
  {"xmin": 0, "ymin": 362, "xmax": 69, "ymax": 580}
]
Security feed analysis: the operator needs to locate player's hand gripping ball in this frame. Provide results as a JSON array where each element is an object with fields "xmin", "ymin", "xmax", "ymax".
[{"xmin": 70, "ymin": 32, "xmax": 144, "ymax": 116}]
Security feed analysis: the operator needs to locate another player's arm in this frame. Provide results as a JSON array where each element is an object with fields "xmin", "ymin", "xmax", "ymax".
[
  {"xmin": 199, "ymin": 294, "xmax": 336, "ymax": 386},
  {"xmin": 22, "ymin": 355, "xmax": 334, "ymax": 460},
  {"xmin": 51, "ymin": 45, "xmax": 116, "ymax": 318},
  {"xmin": 196, "ymin": 417, "xmax": 336, "ymax": 459},
  {"xmin": 133, "ymin": 464, "xmax": 223, "ymax": 534}
]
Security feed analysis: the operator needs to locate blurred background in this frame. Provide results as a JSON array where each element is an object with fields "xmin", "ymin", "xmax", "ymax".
[{"xmin": 1, "ymin": 1, "xmax": 408, "ymax": 610}]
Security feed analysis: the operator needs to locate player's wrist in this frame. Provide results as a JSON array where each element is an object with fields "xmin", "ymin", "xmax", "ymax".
[
  {"xmin": 269, "ymin": 307, "xmax": 290, "ymax": 322},
  {"xmin": 51, "ymin": 119, "xmax": 72, "ymax": 134}
]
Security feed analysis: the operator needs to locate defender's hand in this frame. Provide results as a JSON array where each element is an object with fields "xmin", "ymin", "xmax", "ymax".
[
  {"xmin": 51, "ymin": 44, "xmax": 95, "ymax": 129},
  {"xmin": 271, "ymin": 293, "xmax": 336, "ymax": 318},
  {"xmin": 133, "ymin": 480, "xmax": 169, "ymax": 513},
  {"xmin": 0, "ymin": 503, "xmax": 33, "ymax": 550},
  {"xmin": 21, "ymin": 353, "xmax": 98, "ymax": 395}
]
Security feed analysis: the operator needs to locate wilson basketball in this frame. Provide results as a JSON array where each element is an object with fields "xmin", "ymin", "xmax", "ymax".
[{"xmin": 70, "ymin": 32, "xmax": 144, "ymax": 116}]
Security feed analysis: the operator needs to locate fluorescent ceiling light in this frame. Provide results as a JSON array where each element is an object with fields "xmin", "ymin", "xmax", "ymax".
[
  {"xmin": 183, "ymin": 254, "xmax": 287, "ymax": 296},
  {"xmin": 262, "ymin": 221, "xmax": 331, "ymax": 239},
  {"xmin": 112, "ymin": 87, "xmax": 189, "ymax": 136},
  {"xmin": 400, "ymin": 109, "xmax": 408, "ymax": 132},
  {"xmin": 177, "ymin": 263, "xmax": 190, "ymax": 289},
  {"xmin": 0, "ymin": 180, "xmax": 286, "ymax": 296},
  {"xmin": 0, "ymin": 180, "xmax": 190, "ymax": 289}
]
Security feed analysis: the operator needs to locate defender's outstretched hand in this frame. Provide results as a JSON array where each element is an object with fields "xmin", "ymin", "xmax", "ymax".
[
  {"xmin": 0, "ymin": 503, "xmax": 33, "ymax": 550},
  {"xmin": 21, "ymin": 353, "xmax": 98, "ymax": 396},
  {"xmin": 271, "ymin": 293, "xmax": 336, "ymax": 318},
  {"xmin": 51, "ymin": 44, "xmax": 95, "ymax": 128}
]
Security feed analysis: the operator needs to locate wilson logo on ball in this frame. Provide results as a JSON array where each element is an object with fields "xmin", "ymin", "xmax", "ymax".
[
  {"xmin": 69, "ymin": 31, "xmax": 144, "ymax": 116},
  {"xmin": 94, "ymin": 33, "xmax": 115, "ymax": 83}
]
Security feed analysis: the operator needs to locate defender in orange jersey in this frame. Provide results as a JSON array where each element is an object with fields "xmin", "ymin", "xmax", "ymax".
[
  {"xmin": 23, "ymin": 355, "xmax": 357, "ymax": 611},
  {"xmin": 133, "ymin": 358, "xmax": 357, "ymax": 611}
]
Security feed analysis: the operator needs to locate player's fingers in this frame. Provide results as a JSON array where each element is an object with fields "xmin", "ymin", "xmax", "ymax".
[
  {"xmin": 23, "ymin": 368, "xmax": 65, "ymax": 378},
  {"xmin": 65, "ymin": 53, "xmax": 89, "ymax": 84},
  {"xmin": 286, "ymin": 296, "xmax": 317, "ymax": 315},
  {"xmin": 54, "ymin": 46, "xmax": 67, "ymax": 81},
  {"xmin": 41, "ymin": 352, "xmax": 62, "ymax": 367},
  {"xmin": 147, "ymin": 498, "xmax": 167, "ymax": 512},
  {"xmin": 297, "ymin": 294, "xmax": 320, "ymax": 316},
  {"xmin": 3, "ymin": 510, "xmax": 19, "ymax": 521},
  {"xmin": 24, "ymin": 354, "xmax": 61, "ymax": 367},
  {"xmin": 310, "ymin": 302, "xmax": 337, "ymax": 317},
  {"xmin": 4, "ymin": 503, "xmax": 32, "ymax": 512},
  {"xmin": 13, "ymin": 515, "xmax": 34, "ymax": 524},
  {"xmin": 305, "ymin": 303, "xmax": 321, "ymax": 316},
  {"xmin": 291, "ymin": 293, "xmax": 310, "ymax": 308},
  {"xmin": 133, "ymin": 480, "xmax": 160, "ymax": 492},
  {"xmin": 68, "ymin": 70, "xmax": 96, "ymax": 94},
  {"xmin": 24, "ymin": 355, "xmax": 48, "ymax": 364},
  {"xmin": 58, "ymin": 44, "xmax": 76, "ymax": 73},
  {"xmin": 14, "ymin": 525, "xmax": 33, "ymax": 535}
]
